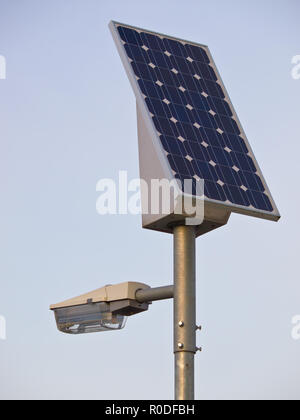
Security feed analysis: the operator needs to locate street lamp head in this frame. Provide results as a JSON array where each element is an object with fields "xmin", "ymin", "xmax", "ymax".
[
  {"xmin": 52, "ymin": 302, "xmax": 127, "ymax": 335},
  {"xmin": 50, "ymin": 282, "xmax": 150, "ymax": 335}
]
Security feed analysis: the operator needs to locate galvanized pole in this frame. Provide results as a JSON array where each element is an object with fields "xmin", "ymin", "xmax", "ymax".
[
  {"xmin": 135, "ymin": 285, "xmax": 174, "ymax": 303},
  {"xmin": 173, "ymin": 225, "xmax": 196, "ymax": 400}
]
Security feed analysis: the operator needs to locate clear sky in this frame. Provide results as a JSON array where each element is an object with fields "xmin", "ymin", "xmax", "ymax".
[{"xmin": 0, "ymin": 0, "xmax": 299, "ymax": 400}]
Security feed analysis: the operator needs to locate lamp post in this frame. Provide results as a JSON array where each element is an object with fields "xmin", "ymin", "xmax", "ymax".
[
  {"xmin": 173, "ymin": 225, "xmax": 196, "ymax": 400},
  {"xmin": 51, "ymin": 20, "xmax": 281, "ymax": 403}
]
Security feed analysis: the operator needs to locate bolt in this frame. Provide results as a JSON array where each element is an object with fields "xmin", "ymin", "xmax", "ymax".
[
  {"xmin": 178, "ymin": 343, "xmax": 184, "ymax": 349},
  {"xmin": 178, "ymin": 321, "xmax": 184, "ymax": 327}
]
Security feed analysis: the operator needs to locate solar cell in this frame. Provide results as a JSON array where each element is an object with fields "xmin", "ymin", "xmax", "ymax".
[{"xmin": 110, "ymin": 21, "xmax": 280, "ymax": 225}]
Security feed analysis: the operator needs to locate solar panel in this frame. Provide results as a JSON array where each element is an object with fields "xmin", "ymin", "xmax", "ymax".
[{"xmin": 110, "ymin": 21, "xmax": 280, "ymax": 235}]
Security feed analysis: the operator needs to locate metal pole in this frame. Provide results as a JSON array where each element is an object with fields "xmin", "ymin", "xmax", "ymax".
[
  {"xmin": 135, "ymin": 285, "xmax": 174, "ymax": 303},
  {"xmin": 173, "ymin": 225, "xmax": 196, "ymax": 400}
]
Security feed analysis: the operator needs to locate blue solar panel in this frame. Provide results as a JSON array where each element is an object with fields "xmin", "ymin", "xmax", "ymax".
[{"xmin": 112, "ymin": 22, "xmax": 279, "ymax": 217}]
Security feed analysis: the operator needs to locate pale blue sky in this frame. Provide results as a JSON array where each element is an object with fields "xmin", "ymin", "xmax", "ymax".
[{"xmin": 0, "ymin": 0, "xmax": 299, "ymax": 400}]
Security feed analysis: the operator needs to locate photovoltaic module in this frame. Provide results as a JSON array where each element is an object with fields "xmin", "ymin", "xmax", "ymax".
[{"xmin": 110, "ymin": 22, "xmax": 280, "ymax": 233}]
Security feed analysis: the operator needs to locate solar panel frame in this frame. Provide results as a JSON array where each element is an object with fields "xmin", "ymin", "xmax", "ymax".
[{"xmin": 109, "ymin": 20, "xmax": 280, "ymax": 223}]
